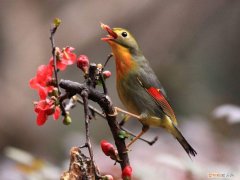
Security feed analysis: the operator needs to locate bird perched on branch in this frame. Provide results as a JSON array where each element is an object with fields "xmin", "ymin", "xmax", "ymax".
[{"xmin": 101, "ymin": 23, "xmax": 197, "ymax": 158}]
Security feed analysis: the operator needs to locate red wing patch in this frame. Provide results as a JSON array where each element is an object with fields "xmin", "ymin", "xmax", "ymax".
[{"xmin": 147, "ymin": 87, "xmax": 177, "ymax": 125}]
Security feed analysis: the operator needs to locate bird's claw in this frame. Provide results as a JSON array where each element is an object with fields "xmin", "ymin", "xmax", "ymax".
[{"xmin": 148, "ymin": 136, "xmax": 158, "ymax": 146}]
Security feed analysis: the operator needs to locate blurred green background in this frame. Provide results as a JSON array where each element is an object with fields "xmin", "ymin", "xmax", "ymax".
[{"xmin": 0, "ymin": 0, "xmax": 240, "ymax": 179}]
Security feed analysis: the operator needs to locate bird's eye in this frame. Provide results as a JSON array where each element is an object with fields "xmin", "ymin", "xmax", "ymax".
[{"xmin": 121, "ymin": 32, "xmax": 128, "ymax": 37}]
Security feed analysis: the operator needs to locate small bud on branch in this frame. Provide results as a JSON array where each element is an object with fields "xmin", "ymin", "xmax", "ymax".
[
  {"xmin": 77, "ymin": 55, "xmax": 90, "ymax": 74},
  {"xmin": 103, "ymin": 70, "xmax": 111, "ymax": 79},
  {"xmin": 53, "ymin": 18, "xmax": 61, "ymax": 28}
]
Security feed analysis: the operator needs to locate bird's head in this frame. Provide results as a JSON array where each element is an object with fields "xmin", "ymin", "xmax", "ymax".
[{"xmin": 101, "ymin": 23, "xmax": 140, "ymax": 52}]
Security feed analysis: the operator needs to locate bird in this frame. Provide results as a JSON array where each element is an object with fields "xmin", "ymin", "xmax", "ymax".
[{"xmin": 101, "ymin": 23, "xmax": 197, "ymax": 158}]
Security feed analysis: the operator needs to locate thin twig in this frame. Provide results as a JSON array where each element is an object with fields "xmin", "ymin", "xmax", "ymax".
[
  {"xmin": 100, "ymin": 53, "xmax": 113, "ymax": 94},
  {"xmin": 50, "ymin": 24, "xmax": 68, "ymax": 116},
  {"xmin": 77, "ymin": 98, "xmax": 105, "ymax": 117},
  {"xmin": 99, "ymin": 73, "xmax": 107, "ymax": 95},
  {"xmin": 50, "ymin": 26, "xmax": 60, "ymax": 93},
  {"xmin": 81, "ymin": 89, "xmax": 97, "ymax": 176},
  {"xmin": 102, "ymin": 53, "xmax": 113, "ymax": 70},
  {"xmin": 88, "ymin": 63, "xmax": 97, "ymax": 88}
]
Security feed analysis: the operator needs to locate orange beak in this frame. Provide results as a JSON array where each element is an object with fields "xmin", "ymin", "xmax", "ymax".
[{"xmin": 101, "ymin": 23, "xmax": 118, "ymax": 41}]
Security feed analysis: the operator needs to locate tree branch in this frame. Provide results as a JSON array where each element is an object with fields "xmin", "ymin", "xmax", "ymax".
[
  {"xmin": 50, "ymin": 24, "xmax": 60, "ymax": 93},
  {"xmin": 80, "ymin": 89, "xmax": 99, "ymax": 178},
  {"xmin": 49, "ymin": 21, "xmax": 67, "ymax": 116},
  {"xmin": 102, "ymin": 53, "xmax": 113, "ymax": 70},
  {"xmin": 59, "ymin": 79, "xmax": 130, "ymax": 170}
]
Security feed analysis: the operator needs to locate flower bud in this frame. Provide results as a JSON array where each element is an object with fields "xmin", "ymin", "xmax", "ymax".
[
  {"xmin": 103, "ymin": 70, "xmax": 111, "ymax": 79},
  {"xmin": 122, "ymin": 166, "xmax": 132, "ymax": 180},
  {"xmin": 100, "ymin": 140, "xmax": 119, "ymax": 161},
  {"xmin": 97, "ymin": 63, "xmax": 103, "ymax": 69},
  {"xmin": 102, "ymin": 175, "xmax": 114, "ymax": 180},
  {"xmin": 118, "ymin": 130, "xmax": 129, "ymax": 139},
  {"xmin": 53, "ymin": 18, "xmax": 61, "ymax": 27},
  {"xmin": 77, "ymin": 55, "xmax": 89, "ymax": 74},
  {"xmin": 49, "ymin": 87, "xmax": 59, "ymax": 98},
  {"xmin": 100, "ymin": 140, "xmax": 114, "ymax": 156},
  {"xmin": 63, "ymin": 114, "xmax": 72, "ymax": 125}
]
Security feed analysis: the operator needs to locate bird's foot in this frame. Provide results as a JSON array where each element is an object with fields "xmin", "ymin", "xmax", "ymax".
[
  {"xmin": 114, "ymin": 107, "xmax": 141, "ymax": 119},
  {"xmin": 148, "ymin": 136, "xmax": 158, "ymax": 146},
  {"xmin": 108, "ymin": 107, "xmax": 141, "ymax": 119}
]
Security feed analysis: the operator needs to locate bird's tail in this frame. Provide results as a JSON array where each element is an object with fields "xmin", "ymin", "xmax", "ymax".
[
  {"xmin": 172, "ymin": 124, "xmax": 197, "ymax": 159},
  {"xmin": 163, "ymin": 117, "xmax": 197, "ymax": 159}
]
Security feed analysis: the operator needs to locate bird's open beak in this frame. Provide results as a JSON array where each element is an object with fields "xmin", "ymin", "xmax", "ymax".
[{"xmin": 101, "ymin": 23, "xmax": 118, "ymax": 41}]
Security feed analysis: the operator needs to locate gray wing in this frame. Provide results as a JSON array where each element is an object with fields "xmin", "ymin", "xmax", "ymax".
[
  {"xmin": 137, "ymin": 58, "xmax": 168, "ymax": 99},
  {"xmin": 136, "ymin": 58, "xmax": 177, "ymax": 125}
]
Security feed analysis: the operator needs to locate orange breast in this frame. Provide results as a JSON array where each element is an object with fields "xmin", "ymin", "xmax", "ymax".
[{"xmin": 108, "ymin": 41, "xmax": 136, "ymax": 80}]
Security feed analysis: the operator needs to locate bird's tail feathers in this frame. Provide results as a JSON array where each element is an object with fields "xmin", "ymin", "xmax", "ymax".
[
  {"xmin": 163, "ymin": 117, "xmax": 197, "ymax": 159},
  {"xmin": 172, "ymin": 124, "xmax": 197, "ymax": 159}
]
